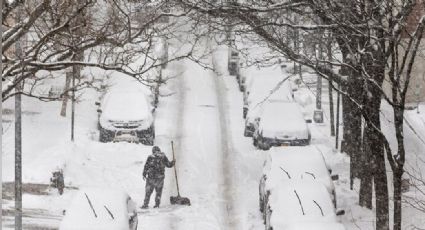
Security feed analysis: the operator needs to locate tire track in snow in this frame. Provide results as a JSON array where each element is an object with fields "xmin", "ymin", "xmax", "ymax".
[{"xmin": 213, "ymin": 67, "xmax": 239, "ymax": 229}]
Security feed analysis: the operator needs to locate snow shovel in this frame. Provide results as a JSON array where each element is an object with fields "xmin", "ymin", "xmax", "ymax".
[{"xmin": 170, "ymin": 141, "xmax": 191, "ymax": 206}]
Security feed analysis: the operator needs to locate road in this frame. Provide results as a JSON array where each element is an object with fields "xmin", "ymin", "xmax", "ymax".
[{"xmin": 138, "ymin": 42, "xmax": 264, "ymax": 229}]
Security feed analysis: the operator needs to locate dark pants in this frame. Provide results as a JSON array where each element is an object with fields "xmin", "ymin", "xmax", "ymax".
[{"xmin": 143, "ymin": 177, "xmax": 164, "ymax": 207}]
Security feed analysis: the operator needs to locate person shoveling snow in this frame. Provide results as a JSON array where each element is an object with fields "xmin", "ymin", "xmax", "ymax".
[{"xmin": 142, "ymin": 146, "xmax": 175, "ymax": 209}]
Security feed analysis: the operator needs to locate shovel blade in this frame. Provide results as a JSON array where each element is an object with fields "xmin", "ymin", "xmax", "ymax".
[{"xmin": 170, "ymin": 195, "xmax": 191, "ymax": 206}]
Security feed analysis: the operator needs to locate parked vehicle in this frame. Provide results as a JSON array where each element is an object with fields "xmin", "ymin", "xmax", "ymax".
[
  {"xmin": 244, "ymin": 100, "xmax": 290, "ymax": 137},
  {"xmin": 243, "ymin": 76, "xmax": 293, "ymax": 119},
  {"xmin": 283, "ymin": 222, "xmax": 346, "ymax": 230},
  {"xmin": 253, "ymin": 102, "xmax": 311, "ymax": 150},
  {"xmin": 244, "ymin": 103, "xmax": 264, "ymax": 137},
  {"xmin": 97, "ymin": 89, "xmax": 155, "ymax": 145},
  {"xmin": 259, "ymin": 146, "xmax": 339, "ymax": 215},
  {"xmin": 228, "ymin": 49, "xmax": 240, "ymax": 76},
  {"xmin": 238, "ymin": 64, "xmax": 247, "ymax": 92},
  {"xmin": 59, "ymin": 188, "xmax": 138, "ymax": 230},
  {"xmin": 263, "ymin": 181, "xmax": 345, "ymax": 230}
]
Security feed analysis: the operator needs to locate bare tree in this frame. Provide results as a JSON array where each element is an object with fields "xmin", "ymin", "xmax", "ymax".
[
  {"xmin": 175, "ymin": 1, "xmax": 425, "ymax": 230},
  {"xmin": 1, "ymin": 0, "xmax": 196, "ymax": 102}
]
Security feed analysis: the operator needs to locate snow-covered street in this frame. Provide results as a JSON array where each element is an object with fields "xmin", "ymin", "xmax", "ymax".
[{"xmin": 1, "ymin": 39, "xmax": 267, "ymax": 229}]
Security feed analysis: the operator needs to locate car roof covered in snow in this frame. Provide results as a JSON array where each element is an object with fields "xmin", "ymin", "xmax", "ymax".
[
  {"xmin": 247, "ymin": 100, "xmax": 290, "ymax": 123},
  {"xmin": 258, "ymin": 102, "xmax": 307, "ymax": 134},
  {"xmin": 269, "ymin": 181, "xmax": 337, "ymax": 227},
  {"xmin": 247, "ymin": 78, "xmax": 293, "ymax": 105},
  {"xmin": 284, "ymin": 222, "xmax": 346, "ymax": 230},
  {"xmin": 264, "ymin": 146, "xmax": 332, "ymax": 191},
  {"xmin": 59, "ymin": 188, "xmax": 133, "ymax": 230},
  {"xmin": 101, "ymin": 90, "xmax": 152, "ymax": 121}
]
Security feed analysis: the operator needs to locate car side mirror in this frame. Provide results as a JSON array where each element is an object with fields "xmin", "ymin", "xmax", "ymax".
[
  {"xmin": 95, "ymin": 101, "xmax": 100, "ymax": 106},
  {"xmin": 97, "ymin": 109, "xmax": 102, "ymax": 113},
  {"xmin": 305, "ymin": 119, "xmax": 312, "ymax": 123},
  {"xmin": 331, "ymin": 174, "xmax": 339, "ymax": 181},
  {"xmin": 336, "ymin": 210, "xmax": 345, "ymax": 216}
]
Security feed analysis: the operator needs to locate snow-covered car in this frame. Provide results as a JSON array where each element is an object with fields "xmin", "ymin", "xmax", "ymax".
[
  {"xmin": 283, "ymin": 222, "xmax": 346, "ymax": 230},
  {"xmin": 97, "ymin": 89, "xmax": 155, "ymax": 145},
  {"xmin": 259, "ymin": 146, "xmax": 339, "ymax": 215},
  {"xmin": 243, "ymin": 76, "xmax": 293, "ymax": 119},
  {"xmin": 237, "ymin": 65, "xmax": 247, "ymax": 92},
  {"xmin": 228, "ymin": 49, "xmax": 240, "ymax": 76},
  {"xmin": 59, "ymin": 188, "xmax": 138, "ymax": 230},
  {"xmin": 253, "ymin": 102, "xmax": 310, "ymax": 150},
  {"xmin": 263, "ymin": 181, "xmax": 345, "ymax": 230},
  {"xmin": 244, "ymin": 103, "xmax": 264, "ymax": 137},
  {"xmin": 244, "ymin": 100, "xmax": 291, "ymax": 137}
]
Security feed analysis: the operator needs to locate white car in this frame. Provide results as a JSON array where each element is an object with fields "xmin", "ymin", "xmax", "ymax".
[
  {"xmin": 243, "ymin": 76, "xmax": 294, "ymax": 119},
  {"xmin": 60, "ymin": 188, "xmax": 138, "ymax": 230},
  {"xmin": 97, "ymin": 89, "xmax": 155, "ymax": 145},
  {"xmin": 253, "ymin": 102, "xmax": 310, "ymax": 150},
  {"xmin": 259, "ymin": 146, "xmax": 339, "ymax": 215},
  {"xmin": 284, "ymin": 222, "xmax": 346, "ymax": 230},
  {"xmin": 264, "ymin": 181, "xmax": 345, "ymax": 230},
  {"xmin": 244, "ymin": 99, "xmax": 292, "ymax": 137}
]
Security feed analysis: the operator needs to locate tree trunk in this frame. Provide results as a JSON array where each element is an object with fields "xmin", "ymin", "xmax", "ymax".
[
  {"xmin": 392, "ymin": 107, "xmax": 405, "ymax": 230},
  {"xmin": 393, "ymin": 169, "xmax": 403, "ymax": 230},
  {"xmin": 363, "ymin": 67, "xmax": 389, "ymax": 230},
  {"xmin": 342, "ymin": 74, "xmax": 363, "ymax": 188},
  {"xmin": 327, "ymin": 37, "xmax": 335, "ymax": 136},
  {"xmin": 359, "ymin": 126, "xmax": 373, "ymax": 209}
]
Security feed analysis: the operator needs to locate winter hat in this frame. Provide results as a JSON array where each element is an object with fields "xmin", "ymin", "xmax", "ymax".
[{"xmin": 152, "ymin": 146, "xmax": 161, "ymax": 153}]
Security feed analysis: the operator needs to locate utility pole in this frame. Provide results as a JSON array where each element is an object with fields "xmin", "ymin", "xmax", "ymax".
[
  {"xmin": 14, "ymin": 4, "xmax": 23, "ymax": 229},
  {"xmin": 1, "ymin": 0, "xmax": 4, "ymax": 226},
  {"xmin": 71, "ymin": 66, "xmax": 76, "ymax": 141},
  {"xmin": 335, "ymin": 84, "xmax": 341, "ymax": 149}
]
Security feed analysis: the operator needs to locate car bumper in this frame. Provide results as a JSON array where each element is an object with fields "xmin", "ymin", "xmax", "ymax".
[
  {"xmin": 244, "ymin": 124, "xmax": 255, "ymax": 136},
  {"xmin": 262, "ymin": 137, "xmax": 310, "ymax": 146}
]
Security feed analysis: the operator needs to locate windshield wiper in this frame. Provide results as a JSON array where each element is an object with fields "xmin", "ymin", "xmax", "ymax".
[
  {"xmin": 84, "ymin": 193, "xmax": 98, "ymax": 218},
  {"xmin": 294, "ymin": 190, "xmax": 305, "ymax": 215},
  {"xmin": 279, "ymin": 166, "xmax": 291, "ymax": 179},
  {"xmin": 104, "ymin": 205, "xmax": 115, "ymax": 220},
  {"xmin": 305, "ymin": 171, "xmax": 316, "ymax": 179},
  {"xmin": 313, "ymin": 200, "xmax": 324, "ymax": 216}
]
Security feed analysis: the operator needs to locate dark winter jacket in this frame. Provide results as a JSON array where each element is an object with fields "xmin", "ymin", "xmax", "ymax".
[{"xmin": 143, "ymin": 152, "xmax": 174, "ymax": 179}]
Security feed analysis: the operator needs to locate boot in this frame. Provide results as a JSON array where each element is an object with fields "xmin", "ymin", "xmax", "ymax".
[
  {"xmin": 141, "ymin": 204, "xmax": 148, "ymax": 209},
  {"xmin": 154, "ymin": 203, "xmax": 160, "ymax": 208}
]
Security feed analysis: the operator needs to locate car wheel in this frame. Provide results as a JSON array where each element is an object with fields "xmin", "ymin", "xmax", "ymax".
[
  {"xmin": 253, "ymin": 137, "xmax": 258, "ymax": 147},
  {"xmin": 141, "ymin": 125, "xmax": 155, "ymax": 146},
  {"xmin": 258, "ymin": 138, "xmax": 269, "ymax": 150},
  {"xmin": 99, "ymin": 127, "xmax": 112, "ymax": 143},
  {"xmin": 259, "ymin": 197, "xmax": 264, "ymax": 213},
  {"xmin": 265, "ymin": 206, "xmax": 272, "ymax": 230},
  {"xmin": 244, "ymin": 127, "xmax": 251, "ymax": 137}
]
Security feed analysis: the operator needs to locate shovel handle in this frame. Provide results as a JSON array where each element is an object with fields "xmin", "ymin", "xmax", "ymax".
[{"xmin": 171, "ymin": 141, "xmax": 181, "ymax": 196}]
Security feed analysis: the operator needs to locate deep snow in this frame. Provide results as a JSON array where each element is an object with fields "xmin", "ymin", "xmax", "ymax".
[{"xmin": 2, "ymin": 35, "xmax": 425, "ymax": 230}]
